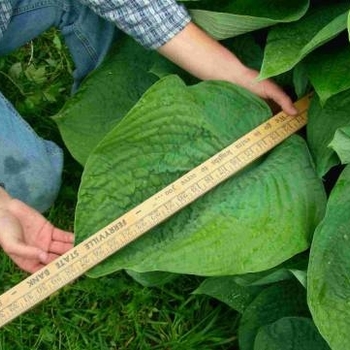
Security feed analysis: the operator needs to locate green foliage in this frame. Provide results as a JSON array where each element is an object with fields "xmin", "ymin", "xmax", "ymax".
[
  {"xmin": 329, "ymin": 126, "xmax": 350, "ymax": 163},
  {"xmin": 73, "ymin": 76, "xmax": 325, "ymax": 279},
  {"xmin": 307, "ymin": 90, "xmax": 350, "ymax": 177},
  {"xmin": 1, "ymin": 0, "xmax": 349, "ymax": 349},
  {"xmin": 193, "ymin": 276, "xmax": 263, "ymax": 313},
  {"xmin": 308, "ymin": 165, "xmax": 350, "ymax": 350},
  {"xmin": 0, "ymin": 29, "xmax": 238, "ymax": 349},
  {"xmin": 259, "ymin": 3, "xmax": 349, "ymax": 79},
  {"xmin": 53, "ymin": 38, "xmax": 159, "ymax": 165},
  {"xmin": 0, "ymin": 29, "xmax": 72, "ymax": 118},
  {"xmin": 1, "ymin": 261, "xmax": 238, "ymax": 349},
  {"xmin": 254, "ymin": 317, "xmax": 330, "ymax": 350},
  {"xmin": 52, "ymin": 0, "xmax": 350, "ymax": 348},
  {"xmin": 238, "ymin": 280, "xmax": 309, "ymax": 350},
  {"xmin": 304, "ymin": 44, "xmax": 350, "ymax": 104},
  {"xmin": 189, "ymin": 0, "xmax": 309, "ymax": 40}
]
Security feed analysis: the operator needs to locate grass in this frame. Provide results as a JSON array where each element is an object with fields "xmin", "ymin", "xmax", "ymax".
[{"xmin": 0, "ymin": 29, "xmax": 239, "ymax": 349}]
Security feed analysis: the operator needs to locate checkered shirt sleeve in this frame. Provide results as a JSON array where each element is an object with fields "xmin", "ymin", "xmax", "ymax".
[
  {"xmin": 0, "ymin": 2, "xmax": 13, "ymax": 39},
  {"xmin": 78, "ymin": 0, "xmax": 191, "ymax": 49}
]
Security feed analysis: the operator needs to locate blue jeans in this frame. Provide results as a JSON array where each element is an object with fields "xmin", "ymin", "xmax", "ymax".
[{"xmin": 0, "ymin": 0, "xmax": 115, "ymax": 212}]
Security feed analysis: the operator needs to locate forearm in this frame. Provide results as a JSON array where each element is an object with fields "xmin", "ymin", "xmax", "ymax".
[
  {"xmin": 158, "ymin": 22, "xmax": 249, "ymax": 85},
  {"xmin": 157, "ymin": 22, "xmax": 297, "ymax": 115}
]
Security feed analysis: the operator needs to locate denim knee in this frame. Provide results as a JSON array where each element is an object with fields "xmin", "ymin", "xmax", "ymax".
[{"xmin": 0, "ymin": 92, "xmax": 63, "ymax": 212}]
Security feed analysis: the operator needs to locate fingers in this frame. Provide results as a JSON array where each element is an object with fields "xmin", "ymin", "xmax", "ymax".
[
  {"xmin": 264, "ymin": 80, "xmax": 298, "ymax": 116},
  {"xmin": 13, "ymin": 260, "xmax": 46, "ymax": 274},
  {"xmin": 242, "ymin": 68, "xmax": 298, "ymax": 116},
  {"xmin": 0, "ymin": 207, "xmax": 74, "ymax": 274},
  {"xmin": 50, "ymin": 228, "xmax": 74, "ymax": 255},
  {"xmin": 2, "ymin": 238, "xmax": 49, "ymax": 274},
  {"xmin": 0, "ymin": 210, "xmax": 48, "ymax": 272},
  {"xmin": 48, "ymin": 240, "xmax": 74, "ymax": 256},
  {"xmin": 3, "ymin": 241, "xmax": 48, "ymax": 264},
  {"xmin": 52, "ymin": 228, "xmax": 74, "ymax": 243}
]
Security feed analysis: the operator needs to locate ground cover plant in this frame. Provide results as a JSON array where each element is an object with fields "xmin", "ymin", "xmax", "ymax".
[{"xmin": 1, "ymin": 0, "xmax": 350, "ymax": 349}]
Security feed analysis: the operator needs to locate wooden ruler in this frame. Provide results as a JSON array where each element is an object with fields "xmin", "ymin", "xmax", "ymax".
[{"xmin": 0, "ymin": 94, "xmax": 312, "ymax": 328}]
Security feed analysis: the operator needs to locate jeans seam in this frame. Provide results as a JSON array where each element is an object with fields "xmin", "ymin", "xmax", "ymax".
[
  {"xmin": 12, "ymin": 0, "xmax": 63, "ymax": 15},
  {"xmin": 72, "ymin": 24, "xmax": 99, "ymax": 63}
]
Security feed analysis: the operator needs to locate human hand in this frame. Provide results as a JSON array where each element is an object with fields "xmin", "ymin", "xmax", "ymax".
[
  {"xmin": 0, "ymin": 191, "xmax": 74, "ymax": 274},
  {"xmin": 236, "ymin": 66, "xmax": 298, "ymax": 115}
]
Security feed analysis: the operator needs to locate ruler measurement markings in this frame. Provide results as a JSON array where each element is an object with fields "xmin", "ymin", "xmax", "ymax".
[
  {"xmin": 0, "ymin": 95, "xmax": 311, "ymax": 327},
  {"xmin": 0, "ymin": 112, "xmax": 306, "ymax": 316}
]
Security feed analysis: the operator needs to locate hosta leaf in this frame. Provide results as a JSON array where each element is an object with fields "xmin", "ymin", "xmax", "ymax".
[
  {"xmin": 259, "ymin": 4, "xmax": 349, "ymax": 80},
  {"xmin": 238, "ymin": 281, "xmax": 309, "ymax": 350},
  {"xmin": 149, "ymin": 54, "xmax": 185, "ymax": 79},
  {"xmin": 229, "ymin": 34, "xmax": 264, "ymax": 71},
  {"xmin": 305, "ymin": 45, "xmax": 350, "ymax": 104},
  {"xmin": 289, "ymin": 270, "xmax": 307, "ymax": 288},
  {"xmin": 233, "ymin": 253, "xmax": 308, "ymax": 287},
  {"xmin": 254, "ymin": 317, "xmax": 330, "ymax": 350},
  {"xmin": 53, "ymin": 37, "xmax": 158, "ymax": 165},
  {"xmin": 194, "ymin": 276, "xmax": 263, "ymax": 313},
  {"xmin": 194, "ymin": 253, "xmax": 308, "ymax": 313},
  {"xmin": 329, "ymin": 126, "xmax": 350, "ymax": 164},
  {"xmin": 189, "ymin": 0, "xmax": 308, "ymax": 40},
  {"xmin": 307, "ymin": 89, "xmax": 350, "ymax": 177},
  {"xmin": 75, "ymin": 75, "xmax": 326, "ymax": 278},
  {"xmin": 348, "ymin": 10, "xmax": 350, "ymax": 40},
  {"xmin": 293, "ymin": 62, "xmax": 310, "ymax": 98},
  {"xmin": 308, "ymin": 165, "xmax": 350, "ymax": 350},
  {"xmin": 125, "ymin": 270, "xmax": 177, "ymax": 287}
]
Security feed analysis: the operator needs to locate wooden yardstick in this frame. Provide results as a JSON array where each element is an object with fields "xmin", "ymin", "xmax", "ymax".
[{"xmin": 0, "ymin": 94, "xmax": 312, "ymax": 328}]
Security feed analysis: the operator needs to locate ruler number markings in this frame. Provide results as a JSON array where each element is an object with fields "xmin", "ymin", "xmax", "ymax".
[{"xmin": 0, "ymin": 95, "xmax": 311, "ymax": 327}]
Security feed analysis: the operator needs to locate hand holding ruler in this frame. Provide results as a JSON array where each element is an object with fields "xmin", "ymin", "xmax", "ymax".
[{"xmin": 0, "ymin": 94, "xmax": 312, "ymax": 328}]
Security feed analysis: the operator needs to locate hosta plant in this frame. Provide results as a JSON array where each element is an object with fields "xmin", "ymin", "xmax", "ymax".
[{"xmin": 54, "ymin": 0, "xmax": 350, "ymax": 349}]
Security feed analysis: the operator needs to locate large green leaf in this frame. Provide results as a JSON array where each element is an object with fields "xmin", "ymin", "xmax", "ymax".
[
  {"xmin": 194, "ymin": 276, "xmax": 263, "ymax": 313},
  {"xmin": 125, "ymin": 270, "xmax": 177, "ymax": 287},
  {"xmin": 307, "ymin": 89, "xmax": 350, "ymax": 177},
  {"xmin": 259, "ymin": 3, "xmax": 349, "ymax": 80},
  {"xmin": 189, "ymin": 0, "xmax": 309, "ymax": 40},
  {"xmin": 254, "ymin": 317, "xmax": 330, "ymax": 350},
  {"xmin": 238, "ymin": 281, "xmax": 309, "ymax": 350},
  {"xmin": 308, "ymin": 164, "xmax": 350, "ymax": 350},
  {"xmin": 194, "ymin": 253, "xmax": 308, "ymax": 313},
  {"xmin": 75, "ymin": 76, "xmax": 326, "ymax": 278},
  {"xmin": 329, "ymin": 126, "xmax": 350, "ymax": 164},
  {"xmin": 229, "ymin": 34, "xmax": 264, "ymax": 71},
  {"xmin": 232, "ymin": 252, "xmax": 308, "ymax": 288},
  {"xmin": 53, "ymin": 37, "xmax": 158, "ymax": 165},
  {"xmin": 305, "ymin": 45, "xmax": 350, "ymax": 104}
]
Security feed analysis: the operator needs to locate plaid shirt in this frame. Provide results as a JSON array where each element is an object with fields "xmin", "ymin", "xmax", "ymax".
[
  {"xmin": 0, "ymin": 1, "xmax": 12, "ymax": 37},
  {"xmin": 0, "ymin": 0, "xmax": 190, "ymax": 49}
]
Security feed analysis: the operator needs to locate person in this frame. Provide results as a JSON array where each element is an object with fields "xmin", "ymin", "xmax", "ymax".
[{"xmin": 0, "ymin": 0, "xmax": 298, "ymax": 274}]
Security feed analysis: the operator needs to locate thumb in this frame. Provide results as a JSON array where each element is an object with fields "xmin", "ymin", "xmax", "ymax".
[{"xmin": 4, "ymin": 241, "xmax": 49, "ymax": 263}]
